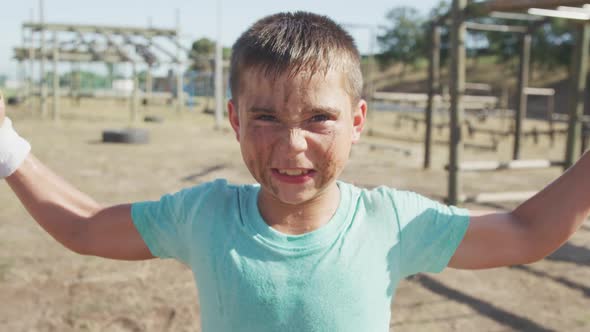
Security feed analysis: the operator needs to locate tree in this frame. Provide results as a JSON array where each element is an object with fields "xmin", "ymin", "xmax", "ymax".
[
  {"xmin": 482, "ymin": 17, "xmax": 573, "ymax": 71},
  {"xmin": 377, "ymin": 6, "xmax": 427, "ymax": 75},
  {"xmin": 189, "ymin": 38, "xmax": 216, "ymax": 72},
  {"xmin": 532, "ymin": 19, "xmax": 573, "ymax": 70}
]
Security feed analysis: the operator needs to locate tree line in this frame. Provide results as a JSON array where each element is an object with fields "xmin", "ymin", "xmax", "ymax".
[
  {"xmin": 185, "ymin": 2, "xmax": 575, "ymax": 76},
  {"xmin": 375, "ymin": 1, "xmax": 575, "ymax": 73}
]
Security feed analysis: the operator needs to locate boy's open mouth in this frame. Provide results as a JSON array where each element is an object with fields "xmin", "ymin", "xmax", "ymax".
[
  {"xmin": 271, "ymin": 168, "xmax": 316, "ymax": 179},
  {"xmin": 276, "ymin": 169, "xmax": 311, "ymax": 176}
]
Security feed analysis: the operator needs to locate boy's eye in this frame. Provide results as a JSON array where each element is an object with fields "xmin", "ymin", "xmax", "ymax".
[
  {"xmin": 311, "ymin": 114, "xmax": 330, "ymax": 122},
  {"xmin": 256, "ymin": 114, "xmax": 277, "ymax": 122}
]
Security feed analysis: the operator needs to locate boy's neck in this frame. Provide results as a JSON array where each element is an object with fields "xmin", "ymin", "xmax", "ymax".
[{"xmin": 257, "ymin": 183, "xmax": 341, "ymax": 235}]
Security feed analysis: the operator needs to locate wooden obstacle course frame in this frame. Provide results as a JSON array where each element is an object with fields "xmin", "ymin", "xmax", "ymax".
[
  {"xmin": 16, "ymin": 15, "xmax": 188, "ymax": 122},
  {"xmin": 438, "ymin": 0, "xmax": 590, "ymax": 204}
]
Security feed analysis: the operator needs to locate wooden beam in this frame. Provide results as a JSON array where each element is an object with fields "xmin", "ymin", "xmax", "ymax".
[
  {"xmin": 528, "ymin": 8, "xmax": 590, "ymax": 20},
  {"xmin": 465, "ymin": 22, "xmax": 528, "ymax": 33},
  {"xmin": 365, "ymin": 142, "xmax": 412, "ymax": 156},
  {"xmin": 465, "ymin": 82, "xmax": 492, "ymax": 92},
  {"xmin": 552, "ymin": 113, "xmax": 590, "ymax": 123},
  {"xmin": 102, "ymin": 32, "xmax": 133, "ymax": 62},
  {"xmin": 489, "ymin": 11, "xmax": 545, "ymax": 21},
  {"xmin": 148, "ymin": 39, "xmax": 178, "ymax": 62},
  {"xmin": 122, "ymin": 34, "xmax": 158, "ymax": 65},
  {"xmin": 14, "ymin": 47, "xmax": 130, "ymax": 63},
  {"xmin": 469, "ymin": 0, "xmax": 590, "ymax": 16},
  {"xmin": 458, "ymin": 159, "xmax": 564, "ymax": 171},
  {"xmin": 23, "ymin": 22, "xmax": 176, "ymax": 37},
  {"xmin": 462, "ymin": 191, "xmax": 537, "ymax": 204},
  {"xmin": 524, "ymin": 87, "xmax": 555, "ymax": 96}
]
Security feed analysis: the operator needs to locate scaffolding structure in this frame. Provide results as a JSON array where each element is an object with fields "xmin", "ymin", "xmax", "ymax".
[
  {"xmin": 426, "ymin": 0, "xmax": 590, "ymax": 204},
  {"xmin": 14, "ymin": 19, "xmax": 190, "ymax": 121}
]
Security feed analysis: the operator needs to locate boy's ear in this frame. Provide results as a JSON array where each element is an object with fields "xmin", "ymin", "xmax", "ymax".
[
  {"xmin": 351, "ymin": 99, "xmax": 367, "ymax": 144},
  {"xmin": 228, "ymin": 99, "xmax": 240, "ymax": 142}
]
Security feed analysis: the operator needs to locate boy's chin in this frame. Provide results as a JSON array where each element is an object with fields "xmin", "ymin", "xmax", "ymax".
[
  {"xmin": 267, "ymin": 187, "xmax": 320, "ymax": 206},
  {"xmin": 275, "ymin": 191, "xmax": 316, "ymax": 206}
]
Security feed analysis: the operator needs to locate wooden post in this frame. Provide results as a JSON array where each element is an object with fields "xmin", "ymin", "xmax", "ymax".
[
  {"xmin": 39, "ymin": 0, "xmax": 47, "ymax": 117},
  {"xmin": 131, "ymin": 62, "xmax": 138, "ymax": 122},
  {"xmin": 29, "ymin": 28, "xmax": 35, "ymax": 114},
  {"xmin": 176, "ymin": 64, "xmax": 183, "ymax": 112},
  {"xmin": 175, "ymin": 10, "xmax": 184, "ymax": 113},
  {"xmin": 366, "ymin": 26, "xmax": 376, "ymax": 136},
  {"xmin": 52, "ymin": 31, "xmax": 59, "ymax": 121},
  {"xmin": 548, "ymin": 93, "xmax": 555, "ymax": 136},
  {"xmin": 448, "ymin": 0, "xmax": 467, "ymax": 205},
  {"xmin": 565, "ymin": 23, "xmax": 590, "ymax": 169},
  {"xmin": 214, "ymin": 0, "xmax": 224, "ymax": 129},
  {"xmin": 146, "ymin": 67, "xmax": 153, "ymax": 98},
  {"xmin": 21, "ymin": 25, "xmax": 29, "ymax": 111},
  {"xmin": 513, "ymin": 33, "xmax": 532, "ymax": 160},
  {"xmin": 72, "ymin": 62, "xmax": 80, "ymax": 106},
  {"xmin": 424, "ymin": 25, "xmax": 441, "ymax": 169}
]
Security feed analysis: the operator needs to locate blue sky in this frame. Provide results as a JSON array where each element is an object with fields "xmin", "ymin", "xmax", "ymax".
[{"xmin": 1, "ymin": 0, "xmax": 442, "ymax": 79}]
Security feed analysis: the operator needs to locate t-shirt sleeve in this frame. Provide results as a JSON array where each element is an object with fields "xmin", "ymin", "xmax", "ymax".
[
  {"xmin": 390, "ymin": 190, "xmax": 470, "ymax": 277},
  {"xmin": 131, "ymin": 189, "xmax": 190, "ymax": 263},
  {"xmin": 131, "ymin": 180, "xmax": 225, "ymax": 263}
]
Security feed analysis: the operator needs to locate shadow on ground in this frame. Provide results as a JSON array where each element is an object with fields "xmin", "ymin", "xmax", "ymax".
[{"xmin": 408, "ymin": 274, "xmax": 555, "ymax": 332}]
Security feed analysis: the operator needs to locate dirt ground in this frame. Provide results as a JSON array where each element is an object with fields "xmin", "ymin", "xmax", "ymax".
[{"xmin": 1, "ymin": 98, "xmax": 589, "ymax": 332}]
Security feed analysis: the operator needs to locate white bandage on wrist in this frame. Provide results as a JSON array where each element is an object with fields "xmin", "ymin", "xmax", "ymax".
[{"xmin": 0, "ymin": 117, "xmax": 31, "ymax": 178}]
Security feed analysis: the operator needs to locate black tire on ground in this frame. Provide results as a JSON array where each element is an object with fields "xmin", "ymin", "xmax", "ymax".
[
  {"xmin": 143, "ymin": 115, "xmax": 164, "ymax": 123},
  {"xmin": 102, "ymin": 128, "xmax": 150, "ymax": 144},
  {"xmin": 6, "ymin": 96, "xmax": 21, "ymax": 105}
]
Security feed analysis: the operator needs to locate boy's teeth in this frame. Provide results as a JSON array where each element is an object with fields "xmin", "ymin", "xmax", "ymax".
[{"xmin": 278, "ymin": 169, "xmax": 309, "ymax": 176}]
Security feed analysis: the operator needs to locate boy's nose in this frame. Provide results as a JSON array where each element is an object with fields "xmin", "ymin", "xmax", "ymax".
[{"xmin": 283, "ymin": 128, "xmax": 308, "ymax": 155}]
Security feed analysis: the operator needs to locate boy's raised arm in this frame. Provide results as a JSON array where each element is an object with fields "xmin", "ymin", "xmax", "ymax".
[
  {"xmin": 449, "ymin": 152, "xmax": 590, "ymax": 269},
  {"xmin": 1, "ymin": 98, "xmax": 153, "ymax": 261}
]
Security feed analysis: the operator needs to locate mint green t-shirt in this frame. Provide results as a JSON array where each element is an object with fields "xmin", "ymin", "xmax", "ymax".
[{"xmin": 131, "ymin": 179, "xmax": 469, "ymax": 331}]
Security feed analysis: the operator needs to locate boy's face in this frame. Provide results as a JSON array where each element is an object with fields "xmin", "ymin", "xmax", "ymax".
[{"xmin": 228, "ymin": 68, "xmax": 366, "ymax": 205}]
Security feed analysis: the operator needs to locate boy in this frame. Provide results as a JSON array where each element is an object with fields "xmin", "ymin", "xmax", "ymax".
[{"xmin": 2, "ymin": 11, "xmax": 590, "ymax": 331}]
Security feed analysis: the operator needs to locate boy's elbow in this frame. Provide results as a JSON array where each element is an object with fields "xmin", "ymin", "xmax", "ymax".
[
  {"xmin": 508, "ymin": 214, "xmax": 566, "ymax": 265},
  {"xmin": 55, "ymin": 219, "xmax": 97, "ymax": 256},
  {"xmin": 518, "ymin": 228, "xmax": 569, "ymax": 265}
]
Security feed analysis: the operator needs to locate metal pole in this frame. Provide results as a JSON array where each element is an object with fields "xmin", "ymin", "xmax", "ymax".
[
  {"xmin": 565, "ymin": 23, "xmax": 590, "ymax": 169},
  {"xmin": 39, "ymin": 0, "xmax": 47, "ymax": 117},
  {"xmin": 52, "ymin": 30, "xmax": 59, "ymax": 121},
  {"xmin": 448, "ymin": 0, "xmax": 467, "ymax": 205},
  {"xmin": 424, "ymin": 25, "xmax": 441, "ymax": 169},
  {"xmin": 513, "ymin": 33, "xmax": 532, "ymax": 160},
  {"xmin": 175, "ymin": 9, "xmax": 184, "ymax": 112},
  {"xmin": 214, "ymin": 0, "xmax": 224, "ymax": 129}
]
